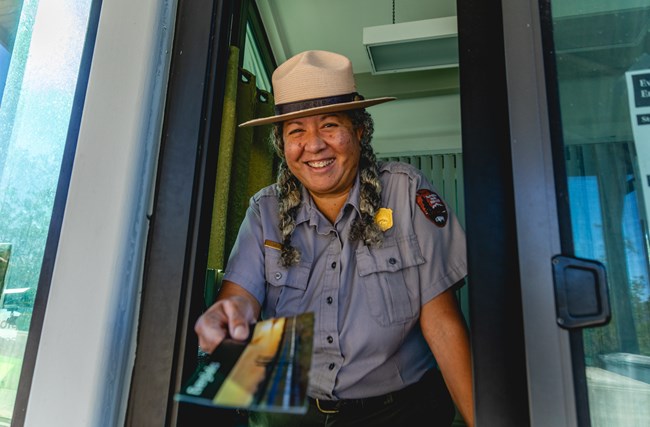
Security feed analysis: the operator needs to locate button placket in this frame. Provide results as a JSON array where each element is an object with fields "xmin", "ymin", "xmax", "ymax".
[{"xmin": 316, "ymin": 230, "xmax": 343, "ymax": 391}]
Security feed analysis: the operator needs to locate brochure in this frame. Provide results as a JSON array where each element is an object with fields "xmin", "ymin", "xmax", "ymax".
[{"xmin": 176, "ymin": 312, "xmax": 314, "ymax": 414}]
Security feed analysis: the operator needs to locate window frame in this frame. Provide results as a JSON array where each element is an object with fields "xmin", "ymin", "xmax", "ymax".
[{"xmin": 125, "ymin": 0, "xmax": 277, "ymax": 424}]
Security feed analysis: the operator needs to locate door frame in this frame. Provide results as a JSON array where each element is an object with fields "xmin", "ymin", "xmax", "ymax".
[
  {"xmin": 502, "ymin": 0, "xmax": 581, "ymax": 425},
  {"xmin": 128, "ymin": 0, "xmax": 588, "ymax": 425}
]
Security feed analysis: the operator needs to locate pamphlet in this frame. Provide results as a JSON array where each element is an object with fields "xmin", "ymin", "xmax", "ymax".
[{"xmin": 176, "ymin": 312, "xmax": 314, "ymax": 414}]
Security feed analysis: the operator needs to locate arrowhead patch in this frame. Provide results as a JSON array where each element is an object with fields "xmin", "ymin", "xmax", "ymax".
[{"xmin": 416, "ymin": 189, "xmax": 448, "ymax": 227}]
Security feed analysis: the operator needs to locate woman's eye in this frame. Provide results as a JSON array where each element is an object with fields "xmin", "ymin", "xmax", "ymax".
[{"xmin": 287, "ymin": 128, "xmax": 303, "ymax": 135}]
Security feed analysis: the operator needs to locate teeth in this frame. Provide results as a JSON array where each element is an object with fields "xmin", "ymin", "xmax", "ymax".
[{"xmin": 308, "ymin": 159, "xmax": 334, "ymax": 168}]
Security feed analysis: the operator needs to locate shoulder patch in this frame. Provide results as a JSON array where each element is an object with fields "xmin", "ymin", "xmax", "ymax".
[{"xmin": 416, "ymin": 189, "xmax": 448, "ymax": 227}]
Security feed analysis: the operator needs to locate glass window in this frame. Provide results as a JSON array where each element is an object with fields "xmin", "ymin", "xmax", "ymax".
[
  {"xmin": 0, "ymin": 0, "xmax": 93, "ymax": 421},
  {"xmin": 548, "ymin": 0, "xmax": 650, "ymax": 424},
  {"xmin": 242, "ymin": 21, "xmax": 272, "ymax": 92}
]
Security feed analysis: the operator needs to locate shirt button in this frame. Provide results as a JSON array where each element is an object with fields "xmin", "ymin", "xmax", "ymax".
[
  {"xmin": 274, "ymin": 272, "xmax": 282, "ymax": 280},
  {"xmin": 328, "ymin": 363, "xmax": 335, "ymax": 370},
  {"xmin": 326, "ymin": 296, "xmax": 333, "ymax": 304},
  {"xmin": 327, "ymin": 335, "xmax": 333, "ymax": 343},
  {"xmin": 331, "ymin": 262, "xmax": 337, "ymax": 269},
  {"xmin": 389, "ymin": 257, "xmax": 397, "ymax": 265}
]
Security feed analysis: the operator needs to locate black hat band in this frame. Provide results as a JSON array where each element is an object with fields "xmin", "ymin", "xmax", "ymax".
[{"xmin": 274, "ymin": 93, "xmax": 364, "ymax": 116}]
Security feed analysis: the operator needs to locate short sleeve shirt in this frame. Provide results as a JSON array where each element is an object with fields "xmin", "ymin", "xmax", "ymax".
[{"xmin": 223, "ymin": 161, "xmax": 467, "ymax": 399}]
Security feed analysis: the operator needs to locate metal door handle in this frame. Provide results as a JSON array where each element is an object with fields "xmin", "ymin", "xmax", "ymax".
[{"xmin": 552, "ymin": 255, "xmax": 611, "ymax": 329}]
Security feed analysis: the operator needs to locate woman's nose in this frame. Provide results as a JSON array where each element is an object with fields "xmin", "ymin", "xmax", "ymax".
[{"xmin": 303, "ymin": 132, "xmax": 326, "ymax": 152}]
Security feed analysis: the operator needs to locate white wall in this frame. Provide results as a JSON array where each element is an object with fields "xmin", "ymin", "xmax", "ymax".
[{"xmin": 371, "ymin": 94, "xmax": 462, "ymax": 155}]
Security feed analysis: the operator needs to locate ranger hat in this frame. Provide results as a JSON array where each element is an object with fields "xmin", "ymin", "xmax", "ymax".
[{"xmin": 239, "ymin": 50, "xmax": 396, "ymax": 127}]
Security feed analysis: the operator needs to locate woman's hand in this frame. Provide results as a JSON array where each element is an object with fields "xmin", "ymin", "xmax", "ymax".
[{"xmin": 194, "ymin": 281, "xmax": 261, "ymax": 354}]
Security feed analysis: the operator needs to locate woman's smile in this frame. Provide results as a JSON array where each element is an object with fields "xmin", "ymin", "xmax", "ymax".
[{"xmin": 283, "ymin": 113, "xmax": 362, "ymax": 200}]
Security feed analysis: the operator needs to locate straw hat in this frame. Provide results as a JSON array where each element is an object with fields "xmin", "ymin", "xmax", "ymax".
[{"xmin": 239, "ymin": 50, "xmax": 396, "ymax": 127}]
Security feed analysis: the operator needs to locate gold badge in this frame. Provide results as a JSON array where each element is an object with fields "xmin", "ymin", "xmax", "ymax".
[{"xmin": 374, "ymin": 208, "xmax": 393, "ymax": 232}]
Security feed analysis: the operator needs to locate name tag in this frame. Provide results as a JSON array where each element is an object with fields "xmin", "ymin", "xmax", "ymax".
[{"xmin": 264, "ymin": 240, "xmax": 283, "ymax": 251}]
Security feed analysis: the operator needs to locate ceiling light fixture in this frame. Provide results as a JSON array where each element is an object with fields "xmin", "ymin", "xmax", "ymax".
[{"xmin": 362, "ymin": 6, "xmax": 459, "ymax": 75}]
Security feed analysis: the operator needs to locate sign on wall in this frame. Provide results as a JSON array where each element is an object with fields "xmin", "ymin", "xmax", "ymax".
[{"xmin": 626, "ymin": 70, "xmax": 650, "ymax": 221}]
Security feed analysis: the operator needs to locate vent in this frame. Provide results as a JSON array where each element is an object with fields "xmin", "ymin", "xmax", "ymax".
[{"xmin": 363, "ymin": 17, "xmax": 459, "ymax": 75}]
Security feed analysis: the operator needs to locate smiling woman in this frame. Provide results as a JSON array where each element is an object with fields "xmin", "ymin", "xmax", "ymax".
[
  {"xmin": 281, "ymin": 113, "xmax": 362, "ymax": 222},
  {"xmin": 194, "ymin": 49, "xmax": 473, "ymax": 427}
]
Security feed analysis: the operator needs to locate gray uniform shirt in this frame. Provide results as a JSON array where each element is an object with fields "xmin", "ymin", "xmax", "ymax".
[{"xmin": 223, "ymin": 161, "xmax": 467, "ymax": 400}]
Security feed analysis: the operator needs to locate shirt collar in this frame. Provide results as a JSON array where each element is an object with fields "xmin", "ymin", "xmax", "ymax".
[{"xmin": 294, "ymin": 172, "xmax": 362, "ymax": 226}]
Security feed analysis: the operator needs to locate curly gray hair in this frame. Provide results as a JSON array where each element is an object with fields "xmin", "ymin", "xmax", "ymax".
[{"xmin": 271, "ymin": 109, "xmax": 384, "ymax": 267}]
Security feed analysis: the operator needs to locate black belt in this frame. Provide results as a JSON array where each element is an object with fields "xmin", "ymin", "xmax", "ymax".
[{"xmin": 310, "ymin": 369, "xmax": 437, "ymax": 414}]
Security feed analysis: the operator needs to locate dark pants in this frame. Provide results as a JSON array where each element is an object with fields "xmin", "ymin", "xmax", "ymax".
[{"xmin": 248, "ymin": 369, "xmax": 455, "ymax": 427}]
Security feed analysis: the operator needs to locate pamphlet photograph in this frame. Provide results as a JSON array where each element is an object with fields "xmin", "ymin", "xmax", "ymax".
[{"xmin": 176, "ymin": 312, "xmax": 314, "ymax": 414}]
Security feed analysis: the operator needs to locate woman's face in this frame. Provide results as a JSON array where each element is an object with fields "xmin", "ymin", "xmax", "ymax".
[{"xmin": 282, "ymin": 113, "xmax": 362, "ymax": 200}]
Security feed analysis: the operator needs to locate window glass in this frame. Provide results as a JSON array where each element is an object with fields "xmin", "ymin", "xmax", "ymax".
[
  {"xmin": 0, "ymin": 0, "xmax": 92, "ymax": 420},
  {"xmin": 549, "ymin": 1, "xmax": 650, "ymax": 424},
  {"xmin": 242, "ymin": 22, "xmax": 271, "ymax": 92}
]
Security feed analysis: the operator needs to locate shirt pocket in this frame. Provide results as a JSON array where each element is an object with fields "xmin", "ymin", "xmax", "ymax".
[
  {"xmin": 263, "ymin": 247, "xmax": 311, "ymax": 318},
  {"xmin": 356, "ymin": 234, "xmax": 425, "ymax": 326}
]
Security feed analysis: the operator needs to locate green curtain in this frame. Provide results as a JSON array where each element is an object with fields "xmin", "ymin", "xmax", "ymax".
[{"xmin": 205, "ymin": 46, "xmax": 276, "ymax": 306}]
